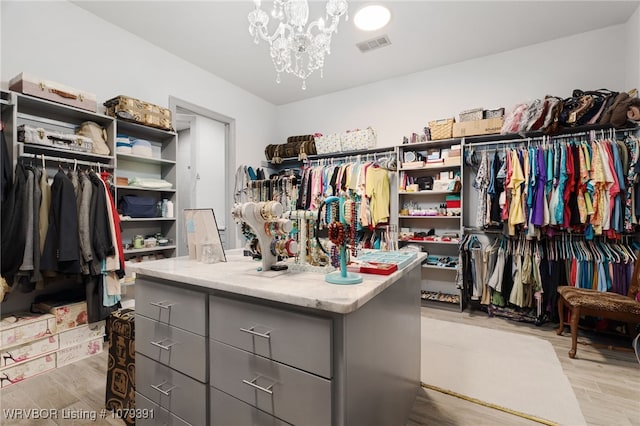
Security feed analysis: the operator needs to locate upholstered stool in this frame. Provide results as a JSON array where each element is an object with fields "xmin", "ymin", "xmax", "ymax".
[
  {"xmin": 556, "ymin": 261, "xmax": 640, "ymax": 359},
  {"xmin": 105, "ymin": 309, "xmax": 135, "ymax": 425}
]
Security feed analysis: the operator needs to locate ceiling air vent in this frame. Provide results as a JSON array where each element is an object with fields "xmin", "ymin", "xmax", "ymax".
[{"xmin": 356, "ymin": 35, "xmax": 392, "ymax": 53}]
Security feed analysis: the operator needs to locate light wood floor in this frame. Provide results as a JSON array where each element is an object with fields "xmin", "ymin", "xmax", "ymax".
[
  {"xmin": 415, "ymin": 305, "xmax": 640, "ymax": 426},
  {"xmin": 0, "ymin": 306, "xmax": 638, "ymax": 425}
]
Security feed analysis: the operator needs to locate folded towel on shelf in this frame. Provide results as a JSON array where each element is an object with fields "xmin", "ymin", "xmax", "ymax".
[
  {"xmin": 128, "ymin": 176, "xmax": 172, "ymax": 189},
  {"xmin": 131, "ymin": 139, "xmax": 153, "ymax": 157}
]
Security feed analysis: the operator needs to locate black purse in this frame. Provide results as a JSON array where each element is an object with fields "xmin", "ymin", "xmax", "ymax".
[{"xmin": 416, "ymin": 176, "xmax": 434, "ymax": 191}]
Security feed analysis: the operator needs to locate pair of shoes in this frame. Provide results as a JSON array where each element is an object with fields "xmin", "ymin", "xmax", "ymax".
[{"xmin": 633, "ymin": 333, "xmax": 640, "ymax": 365}]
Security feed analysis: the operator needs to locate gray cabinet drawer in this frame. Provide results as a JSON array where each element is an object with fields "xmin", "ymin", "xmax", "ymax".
[
  {"xmin": 136, "ymin": 314, "xmax": 206, "ymax": 382},
  {"xmin": 210, "ymin": 295, "xmax": 332, "ymax": 378},
  {"xmin": 210, "ymin": 340, "xmax": 331, "ymax": 426},
  {"xmin": 211, "ymin": 388, "xmax": 292, "ymax": 426},
  {"xmin": 136, "ymin": 353, "xmax": 206, "ymax": 426},
  {"xmin": 136, "ymin": 392, "xmax": 191, "ymax": 426},
  {"xmin": 136, "ymin": 279, "xmax": 206, "ymax": 336}
]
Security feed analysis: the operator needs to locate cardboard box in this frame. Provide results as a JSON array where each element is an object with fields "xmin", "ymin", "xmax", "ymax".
[
  {"xmin": 0, "ymin": 313, "xmax": 56, "ymax": 349},
  {"xmin": 0, "ymin": 335, "xmax": 59, "ymax": 368},
  {"xmin": 56, "ymin": 337, "xmax": 103, "ymax": 367},
  {"xmin": 32, "ymin": 301, "xmax": 88, "ymax": 332},
  {"xmin": 0, "ymin": 353, "xmax": 56, "ymax": 387},
  {"xmin": 58, "ymin": 322, "xmax": 105, "ymax": 350},
  {"xmin": 452, "ymin": 117, "xmax": 504, "ymax": 137}
]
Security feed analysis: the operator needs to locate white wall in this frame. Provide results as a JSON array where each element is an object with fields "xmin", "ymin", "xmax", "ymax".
[
  {"xmin": 0, "ymin": 0, "xmax": 276, "ymax": 169},
  {"xmin": 626, "ymin": 6, "xmax": 640, "ymax": 90},
  {"xmin": 275, "ymin": 24, "xmax": 628, "ymax": 147}
]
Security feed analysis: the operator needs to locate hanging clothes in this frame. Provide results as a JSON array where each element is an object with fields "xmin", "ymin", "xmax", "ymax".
[
  {"xmin": 1, "ymin": 129, "xmax": 11, "ymax": 202},
  {"xmin": 2, "ymin": 164, "xmax": 28, "ymax": 281},
  {"xmin": 40, "ymin": 169, "xmax": 82, "ymax": 274},
  {"xmin": 470, "ymin": 133, "xmax": 640, "ymax": 239}
]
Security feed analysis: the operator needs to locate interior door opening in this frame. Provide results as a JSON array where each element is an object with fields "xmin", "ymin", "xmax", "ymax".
[{"xmin": 170, "ymin": 97, "xmax": 235, "ymax": 255}]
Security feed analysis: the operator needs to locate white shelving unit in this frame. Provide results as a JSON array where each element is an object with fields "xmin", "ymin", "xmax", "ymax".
[
  {"xmin": 114, "ymin": 120, "xmax": 178, "ymax": 262},
  {"xmin": 396, "ymin": 138, "xmax": 463, "ymax": 310}
]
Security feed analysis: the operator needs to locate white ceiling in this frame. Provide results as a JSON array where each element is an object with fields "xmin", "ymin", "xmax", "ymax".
[{"xmin": 73, "ymin": 0, "xmax": 639, "ymax": 106}]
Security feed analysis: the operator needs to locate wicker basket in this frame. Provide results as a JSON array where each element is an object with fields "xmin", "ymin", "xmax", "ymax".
[
  {"xmin": 459, "ymin": 108, "xmax": 483, "ymax": 122},
  {"xmin": 428, "ymin": 118, "xmax": 455, "ymax": 140}
]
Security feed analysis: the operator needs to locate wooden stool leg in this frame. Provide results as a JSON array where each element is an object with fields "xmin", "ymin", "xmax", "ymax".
[
  {"xmin": 556, "ymin": 297, "xmax": 565, "ymax": 336},
  {"xmin": 569, "ymin": 306, "xmax": 580, "ymax": 359}
]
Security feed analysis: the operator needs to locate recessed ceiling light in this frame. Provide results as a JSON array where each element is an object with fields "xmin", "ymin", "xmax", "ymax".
[{"xmin": 354, "ymin": 5, "xmax": 391, "ymax": 31}]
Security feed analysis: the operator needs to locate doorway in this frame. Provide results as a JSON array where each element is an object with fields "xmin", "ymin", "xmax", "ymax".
[{"xmin": 169, "ymin": 97, "xmax": 235, "ymax": 255}]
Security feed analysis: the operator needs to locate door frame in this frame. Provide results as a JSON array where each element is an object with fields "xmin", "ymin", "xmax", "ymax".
[{"xmin": 169, "ymin": 96, "xmax": 236, "ymax": 250}]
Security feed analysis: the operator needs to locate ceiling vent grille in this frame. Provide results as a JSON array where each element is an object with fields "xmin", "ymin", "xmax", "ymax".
[{"xmin": 356, "ymin": 35, "xmax": 392, "ymax": 53}]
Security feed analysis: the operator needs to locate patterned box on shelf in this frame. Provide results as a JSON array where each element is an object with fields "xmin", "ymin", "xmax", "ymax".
[
  {"xmin": 56, "ymin": 337, "xmax": 103, "ymax": 367},
  {"xmin": 58, "ymin": 322, "xmax": 105, "ymax": 350},
  {"xmin": 459, "ymin": 108, "xmax": 483, "ymax": 122},
  {"xmin": 340, "ymin": 127, "xmax": 377, "ymax": 151},
  {"xmin": 105, "ymin": 309, "xmax": 135, "ymax": 425},
  {"xmin": 0, "ymin": 353, "xmax": 56, "ymax": 388},
  {"xmin": 483, "ymin": 108, "xmax": 505, "ymax": 119},
  {"xmin": 104, "ymin": 95, "xmax": 173, "ymax": 131},
  {"xmin": 32, "ymin": 301, "xmax": 88, "ymax": 333},
  {"xmin": 315, "ymin": 132, "xmax": 342, "ymax": 154},
  {"xmin": 9, "ymin": 72, "xmax": 97, "ymax": 112},
  {"xmin": 0, "ymin": 335, "xmax": 59, "ymax": 368},
  {"xmin": 428, "ymin": 118, "xmax": 455, "ymax": 140},
  {"xmin": 18, "ymin": 124, "xmax": 94, "ymax": 153},
  {"xmin": 0, "ymin": 312, "xmax": 56, "ymax": 349}
]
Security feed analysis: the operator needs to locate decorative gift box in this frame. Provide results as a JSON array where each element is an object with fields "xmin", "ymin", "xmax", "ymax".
[
  {"xmin": 315, "ymin": 132, "xmax": 342, "ymax": 154},
  {"xmin": 340, "ymin": 127, "xmax": 377, "ymax": 151},
  {"xmin": 0, "ymin": 313, "xmax": 56, "ymax": 349},
  {"xmin": 0, "ymin": 353, "xmax": 56, "ymax": 387},
  {"xmin": 9, "ymin": 72, "xmax": 97, "ymax": 112},
  {"xmin": 0, "ymin": 335, "xmax": 59, "ymax": 368},
  {"xmin": 32, "ymin": 301, "xmax": 88, "ymax": 333},
  {"xmin": 459, "ymin": 108, "xmax": 483, "ymax": 122},
  {"xmin": 56, "ymin": 337, "xmax": 103, "ymax": 367},
  {"xmin": 58, "ymin": 322, "xmax": 105, "ymax": 350}
]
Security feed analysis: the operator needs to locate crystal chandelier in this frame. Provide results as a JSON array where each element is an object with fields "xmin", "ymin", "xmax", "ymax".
[{"xmin": 248, "ymin": 0, "xmax": 349, "ymax": 90}]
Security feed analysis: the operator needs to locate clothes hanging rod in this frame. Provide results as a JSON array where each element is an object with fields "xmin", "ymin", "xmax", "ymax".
[
  {"xmin": 21, "ymin": 152, "xmax": 114, "ymax": 169},
  {"xmin": 463, "ymin": 127, "xmax": 639, "ymax": 149},
  {"xmin": 308, "ymin": 148, "xmax": 395, "ymax": 159}
]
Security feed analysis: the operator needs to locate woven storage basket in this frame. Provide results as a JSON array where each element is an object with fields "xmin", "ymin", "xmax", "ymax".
[
  {"xmin": 459, "ymin": 108, "xmax": 483, "ymax": 122},
  {"xmin": 428, "ymin": 118, "xmax": 455, "ymax": 140}
]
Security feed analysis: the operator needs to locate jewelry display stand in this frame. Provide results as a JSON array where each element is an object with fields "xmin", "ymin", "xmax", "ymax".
[
  {"xmin": 232, "ymin": 201, "xmax": 292, "ymax": 272},
  {"xmin": 322, "ymin": 196, "xmax": 363, "ymax": 285}
]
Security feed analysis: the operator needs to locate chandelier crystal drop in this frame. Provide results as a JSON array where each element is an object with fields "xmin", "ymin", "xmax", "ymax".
[{"xmin": 248, "ymin": 0, "xmax": 349, "ymax": 89}]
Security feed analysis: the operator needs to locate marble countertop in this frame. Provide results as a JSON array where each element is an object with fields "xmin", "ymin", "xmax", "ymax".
[{"xmin": 129, "ymin": 251, "xmax": 425, "ymax": 314}]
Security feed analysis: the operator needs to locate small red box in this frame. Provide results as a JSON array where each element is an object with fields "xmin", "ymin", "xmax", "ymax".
[
  {"xmin": 348, "ymin": 262, "xmax": 398, "ymax": 275},
  {"xmin": 446, "ymin": 200, "xmax": 461, "ymax": 209}
]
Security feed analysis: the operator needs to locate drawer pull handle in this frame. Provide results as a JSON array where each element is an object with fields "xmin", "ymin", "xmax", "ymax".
[
  {"xmin": 242, "ymin": 376, "xmax": 274, "ymax": 395},
  {"xmin": 149, "ymin": 300, "xmax": 175, "ymax": 309},
  {"xmin": 150, "ymin": 381, "xmax": 177, "ymax": 396},
  {"xmin": 150, "ymin": 339, "xmax": 177, "ymax": 351},
  {"xmin": 239, "ymin": 326, "xmax": 271, "ymax": 339}
]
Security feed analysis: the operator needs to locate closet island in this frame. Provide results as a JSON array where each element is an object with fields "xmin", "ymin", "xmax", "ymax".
[{"xmin": 129, "ymin": 250, "xmax": 424, "ymax": 426}]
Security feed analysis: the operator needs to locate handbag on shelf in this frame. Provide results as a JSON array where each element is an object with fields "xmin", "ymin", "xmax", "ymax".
[
  {"xmin": 76, "ymin": 121, "xmax": 110, "ymax": 155},
  {"xmin": 119, "ymin": 195, "xmax": 158, "ymax": 218}
]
